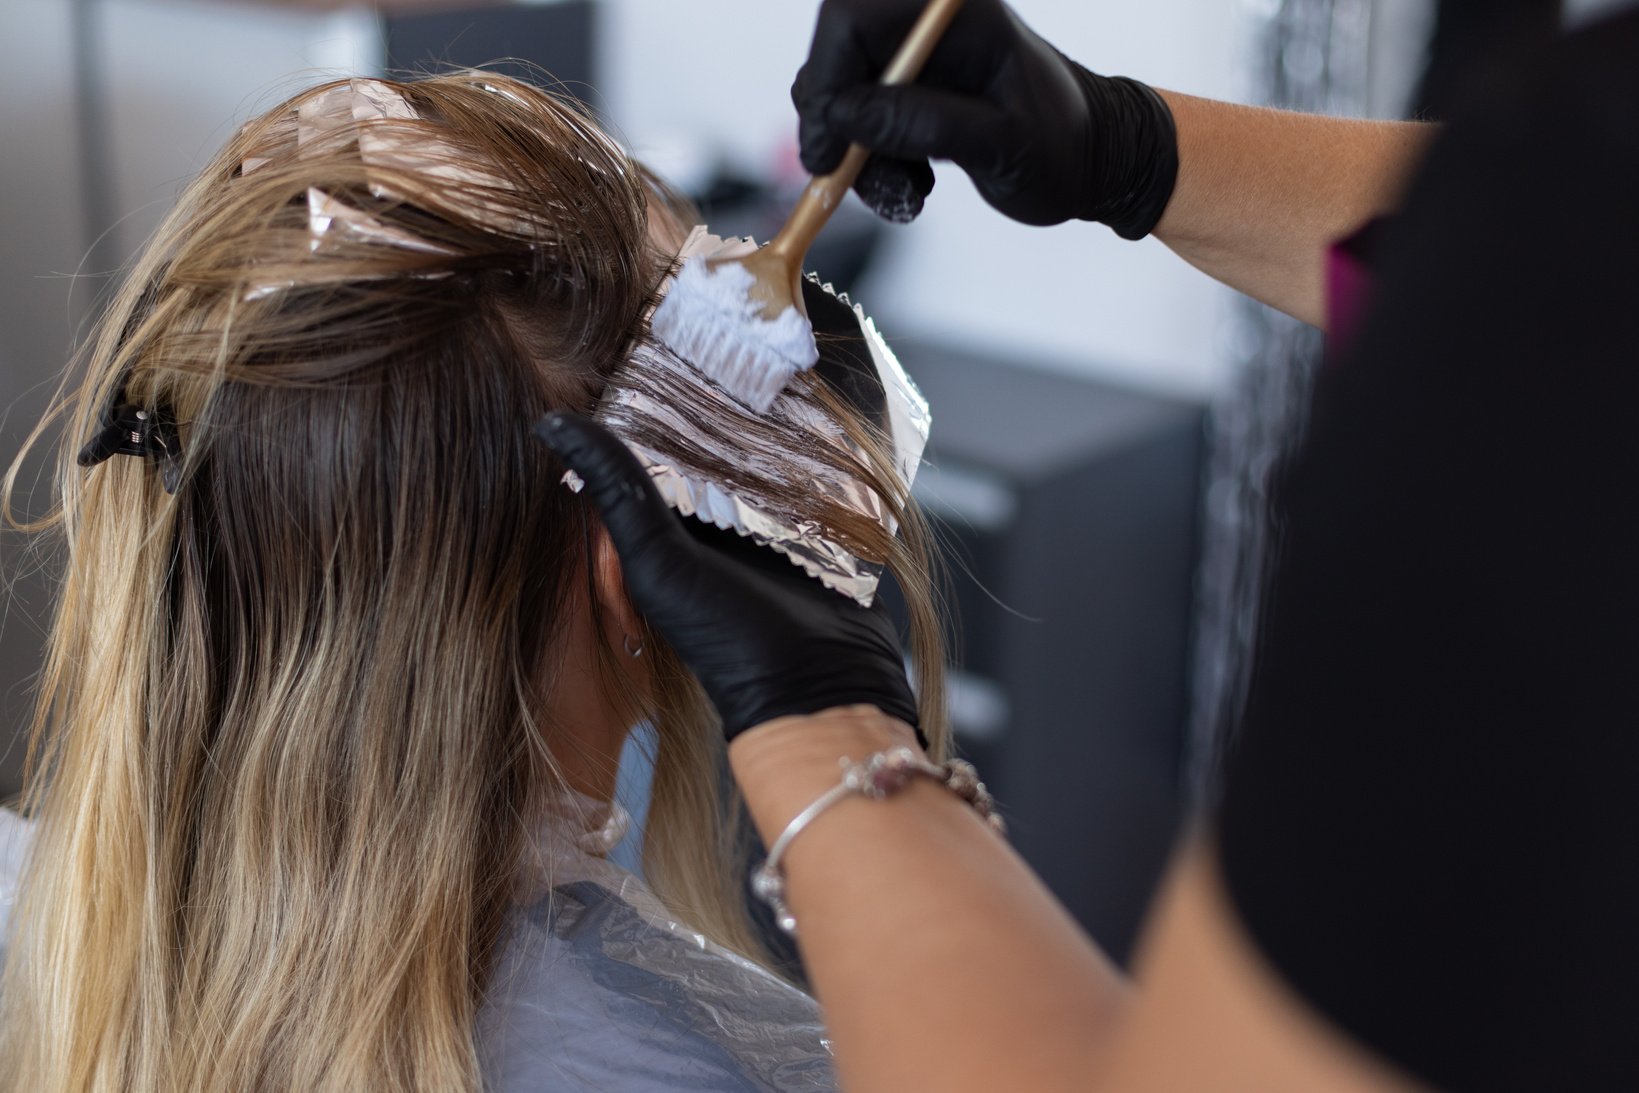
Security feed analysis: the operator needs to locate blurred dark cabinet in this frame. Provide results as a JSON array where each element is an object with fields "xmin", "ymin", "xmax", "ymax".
[
  {"xmin": 886, "ymin": 343, "xmax": 1204, "ymax": 965},
  {"xmin": 384, "ymin": 1, "xmax": 596, "ymax": 101}
]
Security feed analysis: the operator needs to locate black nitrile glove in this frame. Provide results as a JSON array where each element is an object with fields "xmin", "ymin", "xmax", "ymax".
[
  {"xmin": 534, "ymin": 411, "xmax": 921, "ymax": 742},
  {"xmin": 792, "ymin": 0, "xmax": 1178, "ymax": 237}
]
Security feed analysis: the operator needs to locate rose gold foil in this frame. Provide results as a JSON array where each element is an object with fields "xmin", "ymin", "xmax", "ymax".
[
  {"xmin": 573, "ymin": 228, "xmax": 931, "ymax": 607},
  {"xmin": 304, "ymin": 187, "xmax": 456, "ymax": 256}
]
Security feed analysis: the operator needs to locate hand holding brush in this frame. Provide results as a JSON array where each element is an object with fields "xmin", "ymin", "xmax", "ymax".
[{"xmin": 792, "ymin": 0, "xmax": 1178, "ymax": 233}]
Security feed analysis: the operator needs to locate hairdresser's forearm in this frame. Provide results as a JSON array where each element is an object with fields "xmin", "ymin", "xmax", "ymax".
[
  {"xmin": 729, "ymin": 706, "xmax": 1130, "ymax": 1093},
  {"xmin": 1152, "ymin": 91, "xmax": 1436, "ymax": 328}
]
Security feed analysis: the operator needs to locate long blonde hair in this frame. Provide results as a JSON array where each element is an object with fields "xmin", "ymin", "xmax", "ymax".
[{"xmin": 0, "ymin": 72, "xmax": 945, "ymax": 1092}]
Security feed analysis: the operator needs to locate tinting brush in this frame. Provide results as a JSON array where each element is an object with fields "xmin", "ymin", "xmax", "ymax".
[{"xmin": 649, "ymin": 0, "xmax": 962, "ymax": 413}]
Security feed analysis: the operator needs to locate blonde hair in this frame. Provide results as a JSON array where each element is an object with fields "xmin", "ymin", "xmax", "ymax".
[{"xmin": 0, "ymin": 72, "xmax": 946, "ymax": 1092}]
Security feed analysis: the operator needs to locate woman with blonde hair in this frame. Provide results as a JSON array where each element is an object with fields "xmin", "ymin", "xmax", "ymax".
[{"xmin": 0, "ymin": 71, "xmax": 944, "ymax": 1092}]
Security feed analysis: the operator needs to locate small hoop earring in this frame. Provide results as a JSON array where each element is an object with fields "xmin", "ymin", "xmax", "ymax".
[{"xmin": 623, "ymin": 633, "xmax": 644, "ymax": 658}]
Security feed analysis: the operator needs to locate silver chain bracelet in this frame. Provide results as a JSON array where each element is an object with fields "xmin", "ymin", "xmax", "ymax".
[{"xmin": 751, "ymin": 745, "xmax": 1007, "ymax": 936}]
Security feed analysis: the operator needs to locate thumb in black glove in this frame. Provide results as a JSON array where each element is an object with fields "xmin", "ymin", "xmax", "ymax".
[
  {"xmin": 792, "ymin": 0, "xmax": 1178, "ymax": 236},
  {"xmin": 533, "ymin": 411, "xmax": 921, "ymax": 743}
]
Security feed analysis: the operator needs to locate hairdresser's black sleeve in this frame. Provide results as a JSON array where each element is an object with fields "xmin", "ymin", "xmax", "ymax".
[{"xmin": 1215, "ymin": 12, "xmax": 1639, "ymax": 1093}]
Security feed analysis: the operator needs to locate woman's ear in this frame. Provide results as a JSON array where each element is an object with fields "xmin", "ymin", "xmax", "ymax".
[{"xmin": 589, "ymin": 522, "xmax": 644, "ymax": 650}]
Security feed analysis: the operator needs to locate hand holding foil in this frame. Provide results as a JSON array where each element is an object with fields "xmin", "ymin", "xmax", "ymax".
[{"xmin": 535, "ymin": 412, "xmax": 920, "ymax": 743}]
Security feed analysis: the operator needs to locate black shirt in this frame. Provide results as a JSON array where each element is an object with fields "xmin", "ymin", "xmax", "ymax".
[{"xmin": 1216, "ymin": 10, "xmax": 1639, "ymax": 1092}]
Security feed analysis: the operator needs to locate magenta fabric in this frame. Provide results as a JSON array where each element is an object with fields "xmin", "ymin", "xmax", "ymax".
[{"xmin": 1325, "ymin": 219, "xmax": 1384, "ymax": 355}]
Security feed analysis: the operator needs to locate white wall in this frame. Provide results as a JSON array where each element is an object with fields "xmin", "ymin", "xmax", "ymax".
[{"xmin": 598, "ymin": 0, "xmax": 1254, "ymax": 399}]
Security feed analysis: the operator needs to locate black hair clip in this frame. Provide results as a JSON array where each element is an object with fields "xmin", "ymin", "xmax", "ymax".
[{"xmin": 76, "ymin": 388, "xmax": 183, "ymax": 494}]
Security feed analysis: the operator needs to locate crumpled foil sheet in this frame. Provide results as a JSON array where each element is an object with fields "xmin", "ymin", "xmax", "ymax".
[
  {"xmin": 243, "ymin": 75, "xmax": 612, "ymax": 299},
  {"xmin": 303, "ymin": 186, "xmax": 455, "ymax": 256},
  {"xmin": 0, "ymin": 801, "xmax": 835, "ymax": 1092},
  {"xmin": 244, "ymin": 80, "xmax": 446, "ymax": 250},
  {"xmin": 241, "ymin": 79, "xmax": 456, "ymax": 299},
  {"xmin": 577, "ymin": 227, "xmax": 931, "ymax": 607},
  {"xmin": 297, "ymin": 77, "xmax": 537, "ymax": 241}
]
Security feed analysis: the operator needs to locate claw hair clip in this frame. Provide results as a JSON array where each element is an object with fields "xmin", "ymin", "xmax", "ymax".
[{"xmin": 76, "ymin": 387, "xmax": 183, "ymax": 494}]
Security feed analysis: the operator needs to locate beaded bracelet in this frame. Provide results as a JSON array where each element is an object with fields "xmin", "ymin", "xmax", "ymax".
[{"xmin": 750, "ymin": 745, "xmax": 1007, "ymax": 936}]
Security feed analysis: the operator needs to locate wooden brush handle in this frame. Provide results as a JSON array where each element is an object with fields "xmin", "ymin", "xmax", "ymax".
[{"xmin": 768, "ymin": 0, "xmax": 963, "ymax": 263}]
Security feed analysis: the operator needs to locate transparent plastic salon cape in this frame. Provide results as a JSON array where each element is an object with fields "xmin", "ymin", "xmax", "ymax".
[{"xmin": 0, "ymin": 800, "xmax": 837, "ymax": 1092}]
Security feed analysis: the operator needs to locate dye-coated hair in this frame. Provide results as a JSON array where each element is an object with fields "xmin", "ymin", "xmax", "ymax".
[{"xmin": 0, "ymin": 72, "xmax": 946, "ymax": 1092}]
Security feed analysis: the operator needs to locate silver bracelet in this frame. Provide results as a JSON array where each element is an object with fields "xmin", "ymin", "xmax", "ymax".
[{"xmin": 750, "ymin": 745, "xmax": 1006, "ymax": 936}]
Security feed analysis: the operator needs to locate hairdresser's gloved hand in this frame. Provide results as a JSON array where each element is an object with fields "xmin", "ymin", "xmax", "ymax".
[
  {"xmin": 792, "ymin": 0, "xmax": 1178, "ymax": 236},
  {"xmin": 535, "ymin": 412, "xmax": 920, "ymax": 743}
]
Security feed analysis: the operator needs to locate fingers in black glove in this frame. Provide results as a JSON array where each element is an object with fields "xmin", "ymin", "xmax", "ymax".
[
  {"xmin": 852, "ymin": 154, "xmax": 935, "ymax": 225},
  {"xmin": 792, "ymin": 0, "xmax": 1178, "ymax": 235},
  {"xmin": 532, "ymin": 409, "xmax": 695, "ymax": 592},
  {"xmin": 534, "ymin": 412, "xmax": 922, "ymax": 743}
]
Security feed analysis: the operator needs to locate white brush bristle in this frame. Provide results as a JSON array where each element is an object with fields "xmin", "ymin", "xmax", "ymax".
[{"xmin": 651, "ymin": 257, "xmax": 818, "ymax": 413}]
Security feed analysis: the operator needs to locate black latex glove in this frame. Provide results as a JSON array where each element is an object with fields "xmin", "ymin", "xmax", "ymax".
[
  {"xmin": 792, "ymin": 0, "xmax": 1178, "ymax": 236},
  {"xmin": 534, "ymin": 411, "xmax": 921, "ymax": 743}
]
